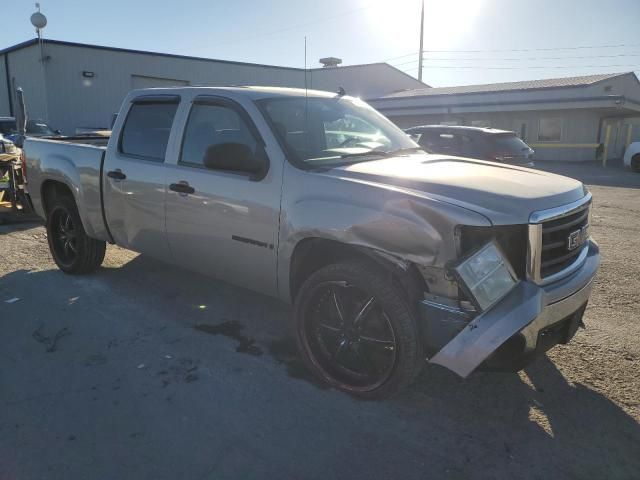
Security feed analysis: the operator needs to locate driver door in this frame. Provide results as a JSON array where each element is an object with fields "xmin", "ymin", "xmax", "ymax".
[{"xmin": 164, "ymin": 96, "xmax": 281, "ymax": 296}]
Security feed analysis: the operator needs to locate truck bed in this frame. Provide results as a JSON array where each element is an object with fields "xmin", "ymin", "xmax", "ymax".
[
  {"xmin": 42, "ymin": 133, "xmax": 110, "ymax": 147},
  {"xmin": 24, "ymin": 137, "xmax": 111, "ymax": 242}
]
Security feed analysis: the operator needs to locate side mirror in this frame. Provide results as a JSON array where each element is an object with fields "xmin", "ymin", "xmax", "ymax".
[{"xmin": 203, "ymin": 142, "xmax": 268, "ymax": 181}]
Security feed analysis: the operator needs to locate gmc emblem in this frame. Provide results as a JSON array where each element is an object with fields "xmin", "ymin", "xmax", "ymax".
[{"xmin": 567, "ymin": 225, "xmax": 589, "ymax": 251}]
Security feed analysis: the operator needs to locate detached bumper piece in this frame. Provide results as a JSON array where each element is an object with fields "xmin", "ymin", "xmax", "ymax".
[
  {"xmin": 428, "ymin": 282, "xmax": 543, "ymax": 377},
  {"xmin": 421, "ymin": 240, "xmax": 599, "ymax": 378}
]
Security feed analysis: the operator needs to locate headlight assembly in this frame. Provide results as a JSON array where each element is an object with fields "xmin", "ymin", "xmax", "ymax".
[{"xmin": 454, "ymin": 240, "xmax": 518, "ymax": 312}]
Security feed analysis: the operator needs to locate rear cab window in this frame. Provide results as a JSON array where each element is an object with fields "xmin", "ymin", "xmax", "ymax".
[{"xmin": 119, "ymin": 97, "xmax": 179, "ymax": 161}]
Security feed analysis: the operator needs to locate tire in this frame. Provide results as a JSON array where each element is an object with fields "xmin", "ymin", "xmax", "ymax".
[
  {"xmin": 46, "ymin": 195, "xmax": 106, "ymax": 274},
  {"xmin": 293, "ymin": 260, "xmax": 424, "ymax": 399},
  {"xmin": 632, "ymin": 154, "xmax": 640, "ymax": 173}
]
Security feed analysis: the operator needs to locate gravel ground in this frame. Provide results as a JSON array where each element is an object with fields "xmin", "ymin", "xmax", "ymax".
[{"xmin": 0, "ymin": 162, "xmax": 638, "ymax": 479}]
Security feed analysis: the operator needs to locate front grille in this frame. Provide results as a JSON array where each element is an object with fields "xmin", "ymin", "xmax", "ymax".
[{"xmin": 540, "ymin": 205, "xmax": 589, "ymax": 277}]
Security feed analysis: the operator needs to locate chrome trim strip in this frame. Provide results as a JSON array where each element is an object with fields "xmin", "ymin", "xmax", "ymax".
[
  {"xmin": 527, "ymin": 224, "xmax": 543, "ymax": 283},
  {"xmin": 527, "ymin": 193, "xmax": 592, "ymax": 285},
  {"xmin": 529, "ymin": 192, "xmax": 592, "ymax": 224}
]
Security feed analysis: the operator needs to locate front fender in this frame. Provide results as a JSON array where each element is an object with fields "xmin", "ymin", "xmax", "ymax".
[{"xmin": 277, "ymin": 168, "xmax": 491, "ymax": 302}]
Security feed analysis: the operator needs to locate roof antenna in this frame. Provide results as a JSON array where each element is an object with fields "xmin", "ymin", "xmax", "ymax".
[
  {"xmin": 304, "ymin": 36, "xmax": 308, "ymax": 95},
  {"xmin": 304, "ymin": 36, "xmax": 309, "ymax": 159}
]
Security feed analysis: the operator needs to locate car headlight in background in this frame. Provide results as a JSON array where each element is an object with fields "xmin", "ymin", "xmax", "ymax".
[{"xmin": 454, "ymin": 241, "xmax": 518, "ymax": 311}]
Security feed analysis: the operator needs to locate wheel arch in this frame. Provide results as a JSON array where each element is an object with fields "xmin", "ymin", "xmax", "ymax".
[
  {"xmin": 41, "ymin": 180, "xmax": 76, "ymax": 215},
  {"xmin": 288, "ymin": 237, "xmax": 427, "ymax": 306}
]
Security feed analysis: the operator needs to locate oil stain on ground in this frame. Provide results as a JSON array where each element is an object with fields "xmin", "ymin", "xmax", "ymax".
[
  {"xmin": 194, "ymin": 321, "xmax": 263, "ymax": 356},
  {"xmin": 268, "ymin": 337, "xmax": 329, "ymax": 390}
]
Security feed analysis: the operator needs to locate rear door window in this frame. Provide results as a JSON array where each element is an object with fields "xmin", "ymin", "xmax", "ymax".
[
  {"xmin": 488, "ymin": 134, "xmax": 530, "ymax": 154},
  {"xmin": 119, "ymin": 99, "xmax": 179, "ymax": 161}
]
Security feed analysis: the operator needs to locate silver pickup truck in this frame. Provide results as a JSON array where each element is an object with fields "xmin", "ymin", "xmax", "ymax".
[{"xmin": 23, "ymin": 86, "xmax": 600, "ymax": 398}]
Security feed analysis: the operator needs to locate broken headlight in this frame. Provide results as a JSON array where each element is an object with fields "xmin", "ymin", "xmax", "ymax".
[{"xmin": 454, "ymin": 241, "xmax": 517, "ymax": 312}]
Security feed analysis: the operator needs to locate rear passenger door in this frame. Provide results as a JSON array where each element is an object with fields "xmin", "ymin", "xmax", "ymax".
[
  {"xmin": 103, "ymin": 95, "xmax": 179, "ymax": 260},
  {"xmin": 164, "ymin": 96, "xmax": 281, "ymax": 296}
]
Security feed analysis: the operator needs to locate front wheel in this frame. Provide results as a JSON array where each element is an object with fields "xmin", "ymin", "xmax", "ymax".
[
  {"xmin": 293, "ymin": 261, "xmax": 424, "ymax": 399},
  {"xmin": 631, "ymin": 154, "xmax": 640, "ymax": 173},
  {"xmin": 46, "ymin": 195, "xmax": 106, "ymax": 274}
]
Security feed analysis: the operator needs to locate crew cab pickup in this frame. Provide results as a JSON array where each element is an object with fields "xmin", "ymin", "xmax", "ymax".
[{"xmin": 23, "ymin": 86, "xmax": 600, "ymax": 398}]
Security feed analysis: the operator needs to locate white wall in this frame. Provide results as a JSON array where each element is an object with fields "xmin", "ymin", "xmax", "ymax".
[
  {"xmin": 2, "ymin": 45, "xmax": 47, "ymax": 122},
  {"xmin": 310, "ymin": 64, "xmax": 425, "ymax": 100},
  {"xmin": 42, "ymin": 43, "xmax": 307, "ymax": 133},
  {"xmin": 0, "ymin": 54, "xmax": 10, "ymax": 116}
]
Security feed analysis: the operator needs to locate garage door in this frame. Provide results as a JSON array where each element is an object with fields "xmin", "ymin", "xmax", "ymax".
[{"xmin": 131, "ymin": 75, "xmax": 189, "ymax": 89}]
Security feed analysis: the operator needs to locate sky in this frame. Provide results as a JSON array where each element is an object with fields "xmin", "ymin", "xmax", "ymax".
[{"xmin": 3, "ymin": 0, "xmax": 640, "ymax": 87}]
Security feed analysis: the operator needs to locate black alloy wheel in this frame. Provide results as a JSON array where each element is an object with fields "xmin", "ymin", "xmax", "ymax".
[
  {"xmin": 302, "ymin": 281, "xmax": 398, "ymax": 390},
  {"xmin": 294, "ymin": 261, "xmax": 423, "ymax": 398},
  {"xmin": 50, "ymin": 207, "xmax": 79, "ymax": 267},
  {"xmin": 45, "ymin": 195, "xmax": 106, "ymax": 274}
]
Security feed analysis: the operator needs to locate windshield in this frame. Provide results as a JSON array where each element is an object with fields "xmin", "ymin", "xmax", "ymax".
[
  {"xmin": 257, "ymin": 96, "xmax": 419, "ymax": 167},
  {"xmin": 26, "ymin": 120, "xmax": 57, "ymax": 136}
]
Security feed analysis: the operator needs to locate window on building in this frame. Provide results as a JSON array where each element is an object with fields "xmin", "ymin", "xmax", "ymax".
[
  {"xmin": 180, "ymin": 103, "xmax": 257, "ymax": 168},
  {"xmin": 119, "ymin": 100, "xmax": 179, "ymax": 160},
  {"xmin": 538, "ymin": 118, "xmax": 562, "ymax": 142},
  {"xmin": 514, "ymin": 121, "xmax": 527, "ymax": 141}
]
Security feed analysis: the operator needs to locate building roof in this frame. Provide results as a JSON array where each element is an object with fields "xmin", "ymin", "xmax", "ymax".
[
  {"xmin": 0, "ymin": 38, "xmax": 427, "ymax": 86},
  {"xmin": 378, "ymin": 72, "xmax": 631, "ymax": 99}
]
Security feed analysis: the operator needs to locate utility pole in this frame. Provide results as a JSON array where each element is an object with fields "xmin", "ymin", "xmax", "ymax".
[{"xmin": 418, "ymin": 0, "xmax": 424, "ymax": 82}]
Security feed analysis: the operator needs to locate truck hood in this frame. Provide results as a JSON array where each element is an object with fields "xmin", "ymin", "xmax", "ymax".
[{"xmin": 326, "ymin": 154, "xmax": 586, "ymax": 225}]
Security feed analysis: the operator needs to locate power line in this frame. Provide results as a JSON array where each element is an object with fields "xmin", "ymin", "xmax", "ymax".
[
  {"xmin": 390, "ymin": 53, "xmax": 640, "ymax": 68},
  {"xmin": 384, "ymin": 42, "xmax": 640, "ymax": 63},
  {"xmin": 399, "ymin": 63, "xmax": 640, "ymax": 71},
  {"xmin": 419, "ymin": 43, "xmax": 640, "ymax": 54}
]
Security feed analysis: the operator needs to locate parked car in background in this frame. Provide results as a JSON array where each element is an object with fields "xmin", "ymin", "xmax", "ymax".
[
  {"xmin": 405, "ymin": 125, "xmax": 535, "ymax": 166},
  {"xmin": 623, "ymin": 142, "xmax": 640, "ymax": 172},
  {"xmin": 20, "ymin": 86, "xmax": 599, "ymax": 398},
  {"xmin": 0, "ymin": 116, "xmax": 61, "ymax": 142}
]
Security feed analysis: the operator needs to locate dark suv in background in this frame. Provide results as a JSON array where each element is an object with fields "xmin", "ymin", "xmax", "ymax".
[{"xmin": 405, "ymin": 125, "xmax": 535, "ymax": 166}]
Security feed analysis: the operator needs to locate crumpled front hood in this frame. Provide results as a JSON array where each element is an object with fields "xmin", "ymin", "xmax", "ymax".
[{"xmin": 326, "ymin": 154, "xmax": 586, "ymax": 225}]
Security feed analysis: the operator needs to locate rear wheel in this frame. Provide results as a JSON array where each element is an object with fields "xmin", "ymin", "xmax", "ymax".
[
  {"xmin": 46, "ymin": 195, "xmax": 106, "ymax": 274},
  {"xmin": 294, "ymin": 261, "xmax": 424, "ymax": 399},
  {"xmin": 631, "ymin": 154, "xmax": 640, "ymax": 173}
]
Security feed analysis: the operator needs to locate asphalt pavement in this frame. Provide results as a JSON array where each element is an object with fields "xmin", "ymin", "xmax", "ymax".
[{"xmin": 1, "ymin": 162, "xmax": 639, "ymax": 479}]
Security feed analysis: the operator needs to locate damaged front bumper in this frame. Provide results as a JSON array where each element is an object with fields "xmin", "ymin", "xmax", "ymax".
[{"xmin": 421, "ymin": 239, "xmax": 600, "ymax": 377}]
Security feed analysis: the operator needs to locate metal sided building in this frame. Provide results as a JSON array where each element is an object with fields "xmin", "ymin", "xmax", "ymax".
[
  {"xmin": 0, "ymin": 38, "xmax": 425, "ymax": 134},
  {"xmin": 369, "ymin": 73, "xmax": 640, "ymax": 162}
]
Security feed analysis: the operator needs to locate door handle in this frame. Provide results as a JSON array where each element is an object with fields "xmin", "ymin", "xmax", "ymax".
[
  {"xmin": 107, "ymin": 169, "xmax": 126, "ymax": 180},
  {"xmin": 169, "ymin": 182, "xmax": 195, "ymax": 195}
]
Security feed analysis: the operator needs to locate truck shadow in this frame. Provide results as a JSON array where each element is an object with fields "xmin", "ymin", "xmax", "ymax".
[
  {"xmin": 5, "ymin": 251, "xmax": 639, "ymax": 477},
  {"xmin": 99, "ymin": 254, "xmax": 640, "ymax": 472},
  {"xmin": 398, "ymin": 355, "xmax": 640, "ymax": 477}
]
